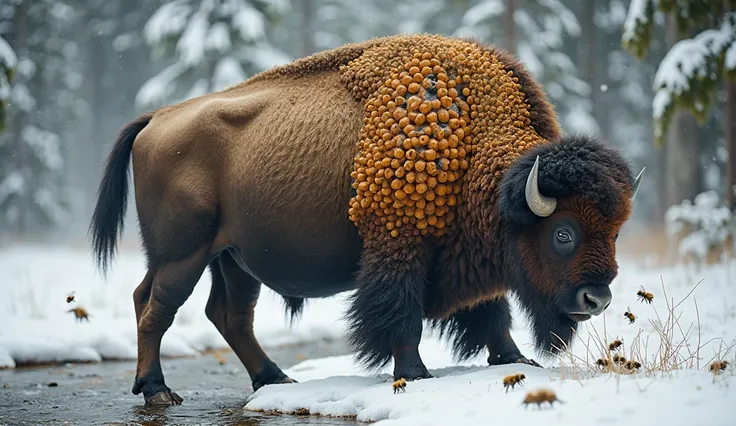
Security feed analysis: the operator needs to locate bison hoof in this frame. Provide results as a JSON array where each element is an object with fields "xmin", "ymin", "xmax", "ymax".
[
  {"xmin": 394, "ymin": 365, "xmax": 433, "ymax": 382},
  {"xmin": 145, "ymin": 390, "xmax": 183, "ymax": 406},
  {"xmin": 488, "ymin": 352, "xmax": 542, "ymax": 368},
  {"xmin": 252, "ymin": 375, "xmax": 298, "ymax": 392}
]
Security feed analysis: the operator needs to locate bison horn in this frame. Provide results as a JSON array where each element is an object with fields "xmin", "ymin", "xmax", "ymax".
[
  {"xmin": 525, "ymin": 155, "xmax": 557, "ymax": 217},
  {"xmin": 630, "ymin": 167, "xmax": 645, "ymax": 202}
]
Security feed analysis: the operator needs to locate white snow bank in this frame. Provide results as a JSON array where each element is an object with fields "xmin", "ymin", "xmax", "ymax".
[
  {"xmin": 1, "ymin": 243, "xmax": 734, "ymax": 374},
  {"xmin": 0, "ymin": 244, "xmax": 350, "ymax": 368},
  {"xmin": 245, "ymin": 358, "xmax": 736, "ymax": 425}
]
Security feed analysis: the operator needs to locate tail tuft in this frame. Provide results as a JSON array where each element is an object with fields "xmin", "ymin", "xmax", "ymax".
[{"xmin": 89, "ymin": 113, "xmax": 152, "ymax": 276}]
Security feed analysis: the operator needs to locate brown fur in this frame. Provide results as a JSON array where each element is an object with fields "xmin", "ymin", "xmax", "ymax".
[{"xmin": 90, "ymin": 34, "xmax": 640, "ymax": 403}]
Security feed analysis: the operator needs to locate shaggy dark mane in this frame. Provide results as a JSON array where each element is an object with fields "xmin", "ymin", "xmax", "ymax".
[{"xmin": 498, "ymin": 134, "xmax": 636, "ymax": 228}]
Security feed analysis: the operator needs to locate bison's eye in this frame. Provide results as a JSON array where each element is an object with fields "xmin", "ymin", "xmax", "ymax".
[
  {"xmin": 556, "ymin": 230, "xmax": 572, "ymax": 243},
  {"xmin": 552, "ymin": 227, "xmax": 576, "ymax": 256}
]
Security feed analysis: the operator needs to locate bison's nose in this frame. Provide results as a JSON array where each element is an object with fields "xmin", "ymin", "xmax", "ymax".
[{"xmin": 575, "ymin": 285, "xmax": 612, "ymax": 316}]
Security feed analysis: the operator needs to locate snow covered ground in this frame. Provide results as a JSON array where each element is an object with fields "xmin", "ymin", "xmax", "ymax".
[
  {"xmin": 1, "ymin": 243, "xmax": 735, "ymax": 423},
  {"xmin": 242, "ymin": 255, "xmax": 736, "ymax": 424}
]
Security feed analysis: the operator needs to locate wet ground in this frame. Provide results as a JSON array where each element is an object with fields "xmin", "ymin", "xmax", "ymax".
[{"xmin": 0, "ymin": 339, "xmax": 360, "ymax": 426}]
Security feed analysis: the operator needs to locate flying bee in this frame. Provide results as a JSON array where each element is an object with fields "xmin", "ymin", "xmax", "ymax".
[
  {"xmin": 613, "ymin": 354, "xmax": 626, "ymax": 364},
  {"xmin": 65, "ymin": 291, "xmax": 76, "ymax": 304},
  {"xmin": 608, "ymin": 339, "xmax": 623, "ymax": 351},
  {"xmin": 67, "ymin": 307, "xmax": 90, "ymax": 322},
  {"xmin": 624, "ymin": 360, "xmax": 642, "ymax": 371},
  {"xmin": 637, "ymin": 286, "xmax": 654, "ymax": 304},
  {"xmin": 502, "ymin": 373, "xmax": 526, "ymax": 393},
  {"xmin": 392, "ymin": 377, "xmax": 406, "ymax": 394},
  {"xmin": 624, "ymin": 307, "xmax": 636, "ymax": 324},
  {"xmin": 595, "ymin": 358, "xmax": 611, "ymax": 370},
  {"xmin": 522, "ymin": 388, "xmax": 563, "ymax": 409},
  {"xmin": 709, "ymin": 360, "xmax": 729, "ymax": 375}
]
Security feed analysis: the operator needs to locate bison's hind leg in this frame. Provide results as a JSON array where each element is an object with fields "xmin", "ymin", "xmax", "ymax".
[
  {"xmin": 344, "ymin": 246, "xmax": 432, "ymax": 381},
  {"xmin": 131, "ymin": 187, "xmax": 219, "ymax": 405},
  {"xmin": 206, "ymin": 250, "xmax": 296, "ymax": 391},
  {"xmin": 430, "ymin": 297, "xmax": 541, "ymax": 367}
]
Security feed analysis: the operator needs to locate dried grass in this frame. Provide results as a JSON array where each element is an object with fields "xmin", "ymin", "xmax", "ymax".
[{"xmin": 551, "ymin": 277, "xmax": 735, "ymax": 382}]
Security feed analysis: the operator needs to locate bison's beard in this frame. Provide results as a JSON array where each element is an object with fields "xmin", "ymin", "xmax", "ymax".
[{"xmin": 513, "ymin": 281, "xmax": 580, "ymax": 359}]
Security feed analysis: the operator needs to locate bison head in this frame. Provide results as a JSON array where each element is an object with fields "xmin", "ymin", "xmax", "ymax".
[{"xmin": 497, "ymin": 134, "xmax": 644, "ymax": 357}]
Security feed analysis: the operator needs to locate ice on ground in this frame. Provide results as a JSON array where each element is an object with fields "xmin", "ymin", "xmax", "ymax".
[{"xmin": 245, "ymin": 360, "xmax": 736, "ymax": 425}]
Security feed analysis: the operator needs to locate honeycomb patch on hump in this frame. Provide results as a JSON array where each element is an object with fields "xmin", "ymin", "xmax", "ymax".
[{"xmin": 340, "ymin": 35, "xmax": 548, "ymax": 245}]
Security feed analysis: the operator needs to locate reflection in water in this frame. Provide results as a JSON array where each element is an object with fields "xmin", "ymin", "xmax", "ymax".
[{"xmin": 125, "ymin": 403, "xmax": 358, "ymax": 426}]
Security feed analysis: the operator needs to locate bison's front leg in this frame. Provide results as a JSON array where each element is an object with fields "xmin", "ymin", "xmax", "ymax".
[
  {"xmin": 345, "ymin": 246, "xmax": 432, "ymax": 381},
  {"xmin": 433, "ymin": 297, "xmax": 542, "ymax": 368}
]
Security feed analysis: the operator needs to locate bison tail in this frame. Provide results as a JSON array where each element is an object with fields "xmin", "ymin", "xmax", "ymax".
[
  {"xmin": 89, "ymin": 112, "xmax": 153, "ymax": 276},
  {"xmin": 282, "ymin": 296, "xmax": 305, "ymax": 326}
]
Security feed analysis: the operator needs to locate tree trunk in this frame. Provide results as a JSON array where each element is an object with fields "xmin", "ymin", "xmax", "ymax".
[
  {"xmin": 580, "ymin": 0, "xmax": 603, "ymax": 134},
  {"xmin": 300, "ymin": 0, "xmax": 315, "ymax": 57},
  {"xmin": 664, "ymin": 15, "xmax": 700, "ymax": 210},
  {"xmin": 726, "ymin": 76, "xmax": 736, "ymax": 211},
  {"xmin": 504, "ymin": 0, "xmax": 516, "ymax": 54},
  {"xmin": 10, "ymin": 1, "xmax": 29, "ymax": 237}
]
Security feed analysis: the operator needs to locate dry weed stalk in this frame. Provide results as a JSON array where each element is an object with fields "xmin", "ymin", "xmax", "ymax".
[{"xmin": 554, "ymin": 276, "xmax": 734, "ymax": 381}]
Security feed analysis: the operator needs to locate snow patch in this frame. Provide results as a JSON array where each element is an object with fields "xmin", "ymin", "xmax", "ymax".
[{"xmin": 246, "ymin": 360, "xmax": 736, "ymax": 425}]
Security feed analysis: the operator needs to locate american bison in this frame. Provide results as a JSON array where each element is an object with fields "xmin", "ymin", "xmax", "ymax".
[{"xmin": 90, "ymin": 34, "xmax": 644, "ymax": 405}]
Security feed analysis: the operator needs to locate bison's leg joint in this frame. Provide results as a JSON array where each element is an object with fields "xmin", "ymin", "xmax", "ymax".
[
  {"xmin": 206, "ymin": 252, "xmax": 296, "ymax": 392},
  {"xmin": 345, "ymin": 246, "xmax": 432, "ymax": 381}
]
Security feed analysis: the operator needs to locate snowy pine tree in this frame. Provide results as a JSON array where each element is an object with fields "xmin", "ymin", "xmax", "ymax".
[
  {"xmin": 624, "ymin": 1, "xmax": 736, "ymax": 144},
  {"xmin": 623, "ymin": 1, "xmax": 736, "ymax": 211},
  {"xmin": 0, "ymin": 0, "xmax": 79, "ymax": 236},
  {"xmin": 136, "ymin": 0, "xmax": 292, "ymax": 110},
  {"xmin": 0, "ymin": 34, "xmax": 16, "ymax": 133},
  {"xmin": 455, "ymin": 0, "xmax": 598, "ymax": 135}
]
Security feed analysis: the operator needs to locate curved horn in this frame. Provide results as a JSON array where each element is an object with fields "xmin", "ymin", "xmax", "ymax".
[
  {"xmin": 525, "ymin": 155, "xmax": 557, "ymax": 217},
  {"xmin": 630, "ymin": 167, "xmax": 645, "ymax": 202}
]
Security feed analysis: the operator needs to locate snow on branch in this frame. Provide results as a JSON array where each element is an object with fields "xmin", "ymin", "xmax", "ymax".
[
  {"xmin": 665, "ymin": 190, "xmax": 733, "ymax": 264},
  {"xmin": 622, "ymin": 0, "xmax": 658, "ymax": 59},
  {"xmin": 0, "ymin": 36, "xmax": 17, "ymax": 69},
  {"xmin": 460, "ymin": 0, "xmax": 504, "ymax": 27},
  {"xmin": 651, "ymin": 12, "xmax": 736, "ymax": 143},
  {"xmin": 144, "ymin": 0, "xmax": 193, "ymax": 46}
]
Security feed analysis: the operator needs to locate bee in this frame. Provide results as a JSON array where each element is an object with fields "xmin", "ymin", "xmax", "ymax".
[
  {"xmin": 65, "ymin": 291, "xmax": 76, "ymax": 304},
  {"xmin": 212, "ymin": 350, "xmax": 227, "ymax": 365},
  {"xmin": 392, "ymin": 377, "xmax": 407, "ymax": 394},
  {"xmin": 624, "ymin": 307, "xmax": 636, "ymax": 324},
  {"xmin": 502, "ymin": 373, "xmax": 526, "ymax": 392},
  {"xmin": 595, "ymin": 358, "xmax": 611, "ymax": 369},
  {"xmin": 709, "ymin": 360, "xmax": 729, "ymax": 375},
  {"xmin": 608, "ymin": 339, "xmax": 623, "ymax": 351},
  {"xmin": 624, "ymin": 360, "xmax": 642, "ymax": 371},
  {"xmin": 637, "ymin": 286, "xmax": 654, "ymax": 304},
  {"xmin": 613, "ymin": 354, "xmax": 626, "ymax": 364},
  {"xmin": 522, "ymin": 388, "xmax": 563, "ymax": 409},
  {"xmin": 67, "ymin": 307, "xmax": 90, "ymax": 322}
]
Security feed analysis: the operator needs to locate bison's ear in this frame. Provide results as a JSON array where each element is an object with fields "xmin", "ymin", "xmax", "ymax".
[{"xmin": 498, "ymin": 153, "xmax": 555, "ymax": 228}]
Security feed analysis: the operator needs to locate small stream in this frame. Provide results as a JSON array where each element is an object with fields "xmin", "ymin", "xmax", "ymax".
[{"xmin": 0, "ymin": 339, "xmax": 361, "ymax": 425}]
